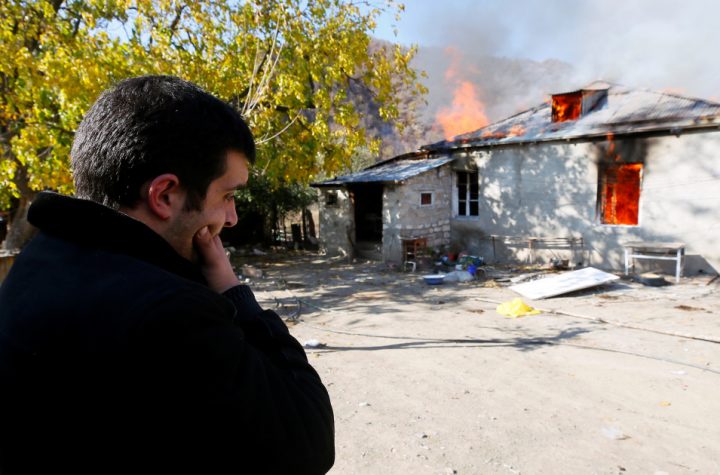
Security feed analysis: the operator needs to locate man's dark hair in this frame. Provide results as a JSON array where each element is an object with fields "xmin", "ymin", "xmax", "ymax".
[{"xmin": 71, "ymin": 75, "xmax": 255, "ymax": 211}]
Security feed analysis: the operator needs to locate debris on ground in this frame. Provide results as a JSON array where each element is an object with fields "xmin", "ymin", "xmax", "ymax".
[
  {"xmin": 510, "ymin": 267, "xmax": 619, "ymax": 299},
  {"xmin": 550, "ymin": 257, "xmax": 570, "ymax": 270},
  {"xmin": 241, "ymin": 264, "xmax": 264, "ymax": 279},
  {"xmin": 443, "ymin": 270, "xmax": 474, "ymax": 283},
  {"xmin": 601, "ymin": 426, "xmax": 629, "ymax": 440},
  {"xmin": 496, "ymin": 298, "xmax": 542, "ymax": 318},
  {"xmin": 674, "ymin": 304, "xmax": 706, "ymax": 312},
  {"xmin": 303, "ymin": 339, "xmax": 326, "ymax": 349},
  {"xmin": 509, "ymin": 271, "xmax": 551, "ymax": 284},
  {"xmin": 632, "ymin": 273, "xmax": 671, "ymax": 287}
]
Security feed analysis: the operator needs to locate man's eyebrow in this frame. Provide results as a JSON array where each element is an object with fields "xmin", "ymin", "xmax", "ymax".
[{"xmin": 224, "ymin": 182, "xmax": 246, "ymax": 191}]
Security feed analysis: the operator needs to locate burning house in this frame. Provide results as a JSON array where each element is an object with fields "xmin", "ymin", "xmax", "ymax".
[{"xmin": 313, "ymin": 82, "xmax": 720, "ymax": 275}]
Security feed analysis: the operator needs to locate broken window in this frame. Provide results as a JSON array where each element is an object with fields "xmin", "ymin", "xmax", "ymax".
[
  {"xmin": 457, "ymin": 171, "xmax": 479, "ymax": 217},
  {"xmin": 551, "ymin": 92, "xmax": 582, "ymax": 122},
  {"xmin": 599, "ymin": 163, "xmax": 643, "ymax": 225},
  {"xmin": 420, "ymin": 192, "xmax": 433, "ymax": 206},
  {"xmin": 325, "ymin": 191, "xmax": 338, "ymax": 206}
]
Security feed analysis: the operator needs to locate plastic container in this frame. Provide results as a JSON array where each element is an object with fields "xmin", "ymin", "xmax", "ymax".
[{"xmin": 423, "ymin": 274, "xmax": 445, "ymax": 285}]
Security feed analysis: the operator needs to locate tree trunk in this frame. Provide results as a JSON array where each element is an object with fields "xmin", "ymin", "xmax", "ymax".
[{"xmin": 2, "ymin": 194, "xmax": 38, "ymax": 251}]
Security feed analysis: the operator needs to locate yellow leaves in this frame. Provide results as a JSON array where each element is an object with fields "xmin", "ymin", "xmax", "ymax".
[{"xmin": 0, "ymin": 0, "xmax": 425, "ymax": 207}]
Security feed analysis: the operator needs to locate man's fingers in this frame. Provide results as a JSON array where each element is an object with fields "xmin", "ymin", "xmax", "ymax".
[
  {"xmin": 194, "ymin": 226, "xmax": 212, "ymax": 246},
  {"xmin": 193, "ymin": 226, "xmax": 238, "ymax": 292},
  {"xmin": 195, "ymin": 225, "xmax": 210, "ymax": 240}
]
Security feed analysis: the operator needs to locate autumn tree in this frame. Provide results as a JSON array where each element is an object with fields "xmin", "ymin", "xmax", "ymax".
[{"xmin": 0, "ymin": 0, "xmax": 425, "ymax": 249}]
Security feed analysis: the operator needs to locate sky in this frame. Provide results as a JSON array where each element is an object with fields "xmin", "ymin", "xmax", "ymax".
[{"xmin": 371, "ymin": 0, "xmax": 720, "ymax": 101}]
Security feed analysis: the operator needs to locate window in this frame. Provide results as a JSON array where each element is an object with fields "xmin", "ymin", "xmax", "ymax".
[
  {"xmin": 457, "ymin": 171, "xmax": 479, "ymax": 216},
  {"xmin": 551, "ymin": 92, "xmax": 582, "ymax": 122},
  {"xmin": 599, "ymin": 163, "xmax": 642, "ymax": 225},
  {"xmin": 420, "ymin": 192, "xmax": 433, "ymax": 206},
  {"xmin": 551, "ymin": 89, "xmax": 607, "ymax": 123},
  {"xmin": 325, "ymin": 191, "xmax": 338, "ymax": 206}
]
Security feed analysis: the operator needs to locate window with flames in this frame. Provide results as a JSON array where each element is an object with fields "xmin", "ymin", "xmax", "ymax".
[
  {"xmin": 551, "ymin": 92, "xmax": 582, "ymax": 122},
  {"xmin": 599, "ymin": 163, "xmax": 643, "ymax": 225}
]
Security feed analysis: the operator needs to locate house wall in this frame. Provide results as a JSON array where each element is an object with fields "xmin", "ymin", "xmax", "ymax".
[
  {"xmin": 317, "ymin": 188, "xmax": 353, "ymax": 257},
  {"xmin": 451, "ymin": 131, "xmax": 720, "ymax": 274},
  {"xmin": 382, "ymin": 166, "xmax": 453, "ymax": 263}
]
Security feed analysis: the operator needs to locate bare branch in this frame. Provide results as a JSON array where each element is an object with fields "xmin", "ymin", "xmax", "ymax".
[
  {"xmin": 168, "ymin": 4, "xmax": 187, "ymax": 38},
  {"xmin": 256, "ymin": 111, "xmax": 301, "ymax": 144},
  {"xmin": 243, "ymin": 8, "xmax": 286, "ymax": 116}
]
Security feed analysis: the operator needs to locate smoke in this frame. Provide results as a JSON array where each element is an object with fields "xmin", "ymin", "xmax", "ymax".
[{"xmin": 388, "ymin": 0, "xmax": 720, "ymax": 137}]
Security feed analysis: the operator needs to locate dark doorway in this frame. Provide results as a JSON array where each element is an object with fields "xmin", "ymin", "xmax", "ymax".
[{"xmin": 351, "ymin": 184, "xmax": 383, "ymax": 242}]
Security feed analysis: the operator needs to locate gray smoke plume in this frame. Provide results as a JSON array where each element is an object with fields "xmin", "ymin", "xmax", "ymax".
[
  {"xmin": 392, "ymin": 0, "xmax": 719, "ymax": 139},
  {"xmin": 368, "ymin": 0, "xmax": 719, "ymax": 154}
]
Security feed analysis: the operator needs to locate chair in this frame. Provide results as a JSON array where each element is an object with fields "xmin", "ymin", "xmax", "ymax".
[{"xmin": 401, "ymin": 237, "xmax": 427, "ymax": 272}]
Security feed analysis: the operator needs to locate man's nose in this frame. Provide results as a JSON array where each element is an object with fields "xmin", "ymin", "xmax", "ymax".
[{"xmin": 224, "ymin": 202, "xmax": 238, "ymax": 228}]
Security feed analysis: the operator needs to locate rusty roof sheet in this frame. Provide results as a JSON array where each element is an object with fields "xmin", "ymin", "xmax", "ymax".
[
  {"xmin": 313, "ymin": 155, "xmax": 454, "ymax": 186},
  {"xmin": 423, "ymin": 82, "xmax": 720, "ymax": 151}
]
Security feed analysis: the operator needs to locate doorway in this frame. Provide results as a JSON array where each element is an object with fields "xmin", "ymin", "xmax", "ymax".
[{"xmin": 350, "ymin": 184, "xmax": 383, "ymax": 254}]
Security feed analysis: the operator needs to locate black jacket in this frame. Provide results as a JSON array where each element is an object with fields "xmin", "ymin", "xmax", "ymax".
[{"xmin": 0, "ymin": 192, "xmax": 334, "ymax": 475}]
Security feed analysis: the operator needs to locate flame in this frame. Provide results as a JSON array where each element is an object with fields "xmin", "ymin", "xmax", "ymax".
[
  {"xmin": 551, "ymin": 93, "xmax": 582, "ymax": 122},
  {"xmin": 508, "ymin": 125, "xmax": 525, "ymax": 137},
  {"xmin": 436, "ymin": 47, "xmax": 489, "ymax": 140},
  {"xmin": 481, "ymin": 130, "xmax": 505, "ymax": 139},
  {"xmin": 606, "ymin": 132, "xmax": 621, "ymax": 161},
  {"xmin": 602, "ymin": 133, "xmax": 642, "ymax": 224},
  {"xmin": 603, "ymin": 163, "xmax": 642, "ymax": 225},
  {"xmin": 479, "ymin": 124, "xmax": 525, "ymax": 140}
]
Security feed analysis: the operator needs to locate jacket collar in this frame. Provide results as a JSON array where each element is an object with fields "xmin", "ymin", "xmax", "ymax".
[{"xmin": 28, "ymin": 191, "xmax": 207, "ymax": 285}]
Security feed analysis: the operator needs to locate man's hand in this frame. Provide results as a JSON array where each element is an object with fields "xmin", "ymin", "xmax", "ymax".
[{"xmin": 193, "ymin": 226, "xmax": 239, "ymax": 293}]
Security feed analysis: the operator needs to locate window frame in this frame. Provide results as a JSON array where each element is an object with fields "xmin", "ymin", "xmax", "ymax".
[
  {"xmin": 456, "ymin": 170, "xmax": 480, "ymax": 217},
  {"xmin": 419, "ymin": 192, "xmax": 433, "ymax": 207}
]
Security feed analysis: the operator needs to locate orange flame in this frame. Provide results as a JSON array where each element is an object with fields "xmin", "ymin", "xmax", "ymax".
[
  {"xmin": 551, "ymin": 92, "xmax": 582, "ymax": 122},
  {"xmin": 508, "ymin": 125, "xmax": 525, "ymax": 137},
  {"xmin": 436, "ymin": 47, "xmax": 489, "ymax": 140},
  {"xmin": 481, "ymin": 130, "xmax": 506, "ymax": 139},
  {"xmin": 606, "ymin": 132, "xmax": 620, "ymax": 161},
  {"xmin": 602, "ymin": 133, "xmax": 642, "ymax": 225},
  {"xmin": 603, "ymin": 163, "xmax": 642, "ymax": 225}
]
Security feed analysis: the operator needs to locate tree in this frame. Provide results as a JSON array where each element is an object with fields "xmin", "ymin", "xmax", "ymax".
[
  {"xmin": 223, "ymin": 170, "xmax": 318, "ymax": 246},
  {"xmin": 0, "ymin": 0, "xmax": 425, "ymax": 249}
]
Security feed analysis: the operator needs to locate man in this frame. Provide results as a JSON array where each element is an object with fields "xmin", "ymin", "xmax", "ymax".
[{"xmin": 0, "ymin": 76, "xmax": 334, "ymax": 474}]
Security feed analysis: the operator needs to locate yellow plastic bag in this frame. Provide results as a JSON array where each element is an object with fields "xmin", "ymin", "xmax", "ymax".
[{"xmin": 496, "ymin": 298, "xmax": 541, "ymax": 318}]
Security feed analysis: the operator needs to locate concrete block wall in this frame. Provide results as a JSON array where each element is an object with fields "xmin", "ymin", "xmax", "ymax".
[
  {"xmin": 317, "ymin": 188, "xmax": 353, "ymax": 257},
  {"xmin": 449, "ymin": 131, "xmax": 720, "ymax": 274},
  {"xmin": 382, "ymin": 166, "xmax": 453, "ymax": 262}
]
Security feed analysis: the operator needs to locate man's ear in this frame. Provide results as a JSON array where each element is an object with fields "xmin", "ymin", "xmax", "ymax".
[{"xmin": 146, "ymin": 174, "xmax": 184, "ymax": 220}]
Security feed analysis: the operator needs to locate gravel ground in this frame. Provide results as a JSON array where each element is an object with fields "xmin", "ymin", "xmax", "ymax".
[{"xmin": 238, "ymin": 253, "xmax": 720, "ymax": 475}]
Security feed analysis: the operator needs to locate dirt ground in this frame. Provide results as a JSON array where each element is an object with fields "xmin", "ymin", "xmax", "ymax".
[{"xmin": 236, "ymin": 253, "xmax": 720, "ymax": 475}]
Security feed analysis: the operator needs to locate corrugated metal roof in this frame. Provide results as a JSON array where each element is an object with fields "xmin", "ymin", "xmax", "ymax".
[
  {"xmin": 423, "ymin": 81, "xmax": 720, "ymax": 151},
  {"xmin": 313, "ymin": 155, "xmax": 455, "ymax": 186}
]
